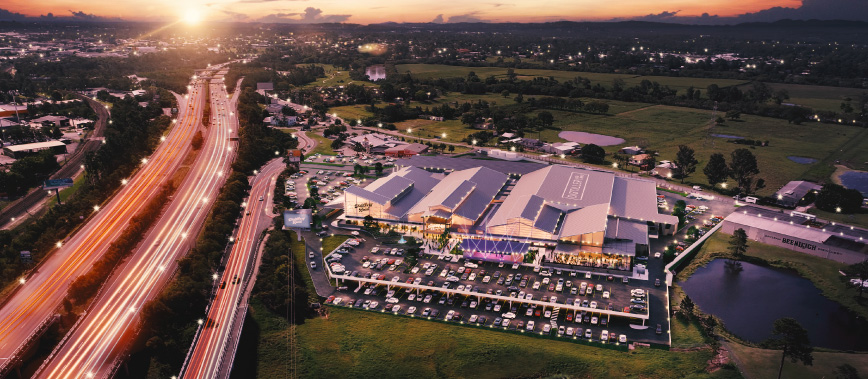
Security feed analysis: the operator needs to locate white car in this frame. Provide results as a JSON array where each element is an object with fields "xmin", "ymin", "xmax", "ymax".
[
  {"xmin": 411, "ymin": 267, "xmax": 420, "ymax": 274},
  {"xmin": 566, "ymin": 327, "xmax": 574, "ymax": 336},
  {"xmin": 601, "ymin": 330, "xmax": 609, "ymax": 341},
  {"xmin": 407, "ymin": 294, "xmax": 416, "ymax": 301},
  {"xmin": 391, "ymin": 276, "xmax": 400, "ymax": 282},
  {"xmin": 468, "ymin": 273, "xmax": 477, "ymax": 281},
  {"xmin": 526, "ymin": 320, "xmax": 535, "ymax": 331},
  {"xmin": 371, "ymin": 247, "xmax": 380, "ymax": 253},
  {"xmin": 502, "ymin": 312, "xmax": 516, "ymax": 319},
  {"xmin": 591, "ymin": 316, "xmax": 598, "ymax": 325},
  {"xmin": 310, "ymin": 261, "xmax": 317, "ymax": 269},
  {"xmin": 493, "ymin": 304, "xmax": 502, "ymax": 312},
  {"xmin": 550, "ymin": 296, "xmax": 558, "ymax": 303},
  {"xmin": 589, "ymin": 301, "xmax": 597, "ymax": 309},
  {"xmin": 407, "ymin": 306, "xmax": 417, "ymax": 315},
  {"xmin": 362, "ymin": 261, "xmax": 371, "ymax": 268},
  {"xmin": 308, "ymin": 251, "xmax": 314, "ymax": 258},
  {"xmin": 469, "ymin": 314, "xmax": 479, "ymax": 323},
  {"xmin": 446, "ymin": 276, "xmax": 460, "ymax": 282},
  {"xmin": 602, "ymin": 291, "xmax": 610, "ymax": 299},
  {"xmin": 369, "ymin": 301, "xmax": 379, "ymax": 309},
  {"xmin": 482, "ymin": 275, "xmax": 491, "ymax": 283},
  {"xmin": 423, "ymin": 295, "xmax": 432, "ymax": 303},
  {"xmin": 595, "ymin": 284, "xmax": 603, "ymax": 291},
  {"xmin": 532, "ymin": 281, "xmax": 541, "ymax": 290},
  {"xmin": 333, "ymin": 297, "xmax": 343, "ymax": 305},
  {"xmin": 619, "ymin": 334, "xmax": 627, "ymax": 343},
  {"xmin": 654, "ymin": 252, "xmax": 662, "ymax": 259}
]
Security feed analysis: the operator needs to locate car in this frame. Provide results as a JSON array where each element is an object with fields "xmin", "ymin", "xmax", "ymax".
[
  {"xmin": 585, "ymin": 287, "xmax": 593, "ymax": 295},
  {"xmin": 602, "ymin": 291, "xmax": 610, "ymax": 299},
  {"xmin": 558, "ymin": 326, "xmax": 565, "ymax": 336},
  {"xmin": 371, "ymin": 247, "xmax": 380, "ymax": 254},
  {"xmin": 423, "ymin": 295, "xmax": 433, "ymax": 303},
  {"xmin": 631, "ymin": 289, "xmax": 646, "ymax": 297},
  {"xmin": 439, "ymin": 293, "xmax": 448, "ymax": 302},
  {"xmin": 333, "ymin": 297, "xmax": 343, "ymax": 306},
  {"xmin": 654, "ymin": 252, "xmax": 662, "ymax": 259},
  {"xmin": 526, "ymin": 308, "xmax": 534, "ymax": 317},
  {"xmin": 469, "ymin": 314, "xmax": 479, "ymax": 323},
  {"xmin": 548, "ymin": 284, "xmax": 555, "ymax": 292},
  {"xmin": 325, "ymin": 296, "xmax": 335, "ymax": 304},
  {"xmin": 386, "ymin": 297, "xmax": 399, "ymax": 304},
  {"xmin": 493, "ymin": 317, "xmax": 503, "ymax": 327},
  {"xmin": 655, "ymin": 279, "xmax": 661, "ymax": 287},
  {"xmin": 502, "ymin": 312, "xmax": 516, "ymax": 319},
  {"xmin": 258, "ymin": 195, "xmax": 264, "ymax": 201},
  {"xmin": 310, "ymin": 261, "xmax": 317, "ymax": 269},
  {"xmin": 591, "ymin": 316, "xmax": 598, "ymax": 325},
  {"xmin": 601, "ymin": 330, "xmax": 609, "ymax": 341},
  {"xmin": 532, "ymin": 281, "xmax": 541, "ymax": 290},
  {"xmin": 482, "ymin": 275, "xmax": 491, "ymax": 283},
  {"xmin": 407, "ymin": 306, "xmax": 417, "ymax": 315},
  {"xmin": 422, "ymin": 308, "xmax": 431, "ymax": 317},
  {"xmin": 526, "ymin": 320, "xmax": 535, "ymax": 331},
  {"xmin": 622, "ymin": 277, "xmax": 629, "ymax": 284},
  {"xmin": 589, "ymin": 301, "xmax": 597, "ymax": 309},
  {"xmin": 351, "ymin": 231, "xmax": 360, "ymax": 236},
  {"xmin": 600, "ymin": 318, "xmax": 607, "ymax": 326},
  {"xmin": 595, "ymin": 284, "xmax": 603, "ymax": 291},
  {"xmin": 470, "ymin": 301, "xmax": 478, "ymax": 308},
  {"xmin": 543, "ymin": 324, "xmax": 552, "ymax": 333},
  {"xmin": 584, "ymin": 329, "xmax": 593, "ymax": 338},
  {"xmin": 446, "ymin": 310, "xmax": 455, "ymax": 320},
  {"xmin": 566, "ymin": 327, "xmax": 574, "ymax": 336},
  {"xmin": 447, "ymin": 276, "xmax": 460, "ymax": 282},
  {"xmin": 354, "ymin": 299, "xmax": 364, "ymax": 308},
  {"xmin": 392, "ymin": 305, "xmax": 401, "ymax": 313},
  {"xmin": 566, "ymin": 313, "xmax": 573, "ymax": 322},
  {"xmin": 544, "ymin": 310, "xmax": 552, "ymax": 318},
  {"xmin": 369, "ymin": 301, "xmax": 379, "ymax": 310},
  {"xmin": 502, "ymin": 319, "xmax": 511, "ymax": 328},
  {"xmin": 308, "ymin": 251, "xmax": 314, "ymax": 258},
  {"xmin": 619, "ymin": 334, "xmax": 627, "ymax": 343},
  {"xmin": 493, "ymin": 304, "xmax": 502, "ymax": 312},
  {"xmin": 656, "ymin": 324, "xmax": 663, "ymax": 335},
  {"xmin": 550, "ymin": 296, "xmax": 558, "ymax": 303},
  {"xmin": 542, "ymin": 277, "xmax": 550, "ymax": 285},
  {"xmin": 581, "ymin": 299, "xmax": 589, "ymax": 307},
  {"xmin": 534, "ymin": 309, "xmax": 541, "ymax": 317},
  {"xmin": 430, "ymin": 309, "xmax": 440, "ymax": 317}
]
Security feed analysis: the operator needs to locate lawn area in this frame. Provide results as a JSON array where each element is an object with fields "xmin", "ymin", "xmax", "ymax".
[
  {"xmin": 396, "ymin": 64, "xmax": 748, "ymax": 95},
  {"xmin": 670, "ymin": 285, "xmax": 709, "ymax": 349},
  {"xmin": 737, "ymin": 82, "xmax": 868, "ymax": 113},
  {"xmin": 322, "ymin": 235, "xmax": 349, "ymax": 255},
  {"xmin": 291, "ymin": 307, "xmax": 733, "ymax": 379},
  {"xmin": 280, "ymin": 129, "xmax": 337, "ymax": 156},
  {"xmin": 299, "ymin": 64, "xmax": 379, "ymax": 90},
  {"xmin": 538, "ymin": 105, "xmax": 863, "ymax": 196},
  {"xmin": 676, "ymin": 231, "xmax": 867, "ymax": 319},
  {"xmin": 331, "ymin": 104, "xmax": 373, "ymax": 121},
  {"xmin": 396, "ymin": 119, "xmax": 474, "ymax": 144},
  {"xmin": 727, "ymin": 340, "xmax": 868, "ymax": 379}
]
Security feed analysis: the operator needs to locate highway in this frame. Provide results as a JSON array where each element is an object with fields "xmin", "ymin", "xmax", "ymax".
[
  {"xmin": 34, "ymin": 69, "xmax": 240, "ymax": 378},
  {"xmin": 0, "ymin": 68, "xmax": 210, "ymax": 376},
  {"xmin": 181, "ymin": 158, "xmax": 285, "ymax": 379}
]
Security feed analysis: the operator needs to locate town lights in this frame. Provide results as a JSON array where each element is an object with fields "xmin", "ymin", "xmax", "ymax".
[
  {"xmin": 612, "ymin": 163, "xmax": 618, "ymax": 168},
  {"xmin": 442, "ymin": 133, "xmax": 447, "ymax": 138},
  {"xmin": 121, "ymin": 179, "xmax": 128, "ymax": 185},
  {"xmin": 197, "ymin": 319, "xmax": 204, "ymax": 325},
  {"xmin": 472, "ymin": 139, "xmax": 477, "ymax": 145},
  {"xmin": 18, "ymin": 277, "xmax": 25, "ymax": 285},
  {"xmin": 93, "ymin": 205, "xmax": 100, "ymax": 212},
  {"xmin": 212, "ymin": 273, "xmax": 218, "ymax": 280}
]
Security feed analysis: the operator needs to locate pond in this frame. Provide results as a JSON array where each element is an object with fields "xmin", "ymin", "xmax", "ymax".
[
  {"xmin": 365, "ymin": 65, "xmax": 386, "ymax": 81},
  {"xmin": 787, "ymin": 156, "xmax": 819, "ymax": 165},
  {"xmin": 710, "ymin": 134, "xmax": 744, "ymax": 139},
  {"xmin": 840, "ymin": 171, "xmax": 868, "ymax": 197},
  {"xmin": 681, "ymin": 259, "xmax": 868, "ymax": 351}
]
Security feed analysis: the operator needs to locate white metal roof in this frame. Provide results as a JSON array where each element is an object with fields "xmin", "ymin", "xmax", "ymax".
[{"xmin": 724, "ymin": 211, "xmax": 832, "ymax": 243}]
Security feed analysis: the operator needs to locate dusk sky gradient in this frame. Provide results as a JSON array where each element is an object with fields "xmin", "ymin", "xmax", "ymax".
[{"xmin": 2, "ymin": 0, "xmax": 864, "ymax": 24}]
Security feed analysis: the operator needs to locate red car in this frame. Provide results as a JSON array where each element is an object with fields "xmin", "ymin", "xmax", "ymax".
[
  {"xmin": 534, "ymin": 309, "xmax": 542, "ymax": 317},
  {"xmin": 406, "ymin": 277, "xmax": 415, "ymax": 284},
  {"xmin": 325, "ymin": 296, "xmax": 335, "ymax": 304},
  {"xmin": 566, "ymin": 313, "xmax": 573, "ymax": 322}
]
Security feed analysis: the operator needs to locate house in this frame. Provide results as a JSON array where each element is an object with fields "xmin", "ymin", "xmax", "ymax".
[
  {"xmin": 385, "ymin": 143, "xmax": 429, "ymax": 158},
  {"xmin": 628, "ymin": 154, "xmax": 653, "ymax": 169},
  {"xmin": 651, "ymin": 161, "xmax": 678, "ymax": 179},
  {"xmin": 542, "ymin": 141, "xmax": 581, "ymax": 155},
  {"xmin": 774, "ymin": 181, "xmax": 822, "ymax": 208},
  {"xmin": 517, "ymin": 138, "xmax": 543, "ymax": 150},
  {"xmin": 500, "ymin": 132, "xmax": 515, "ymax": 139},
  {"xmin": 619, "ymin": 146, "xmax": 643, "ymax": 155},
  {"xmin": 429, "ymin": 116, "xmax": 445, "ymax": 122},
  {"xmin": 30, "ymin": 115, "xmax": 70, "ymax": 127},
  {"xmin": 267, "ymin": 115, "xmax": 298, "ymax": 127}
]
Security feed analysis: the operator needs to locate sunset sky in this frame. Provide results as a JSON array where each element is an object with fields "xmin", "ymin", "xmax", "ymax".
[{"xmin": 0, "ymin": 0, "xmax": 831, "ymax": 24}]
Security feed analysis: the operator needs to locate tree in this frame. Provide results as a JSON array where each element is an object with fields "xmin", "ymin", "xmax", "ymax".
[
  {"xmin": 728, "ymin": 228, "xmax": 749, "ymax": 258},
  {"xmin": 704, "ymin": 153, "xmax": 729, "ymax": 186},
  {"xmin": 448, "ymin": 145, "xmax": 455, "ymax": 153},
  {"xmin": 728, "ymin": 148, "xmax": 760, "ymax": 194},
  {"xmin": 191, "ymin": 131, "xmax": 204, "ymax": 149},
  {"xmin": 374, "ymin": 162, "xmax": 383, "ymax": 176},
  {"xmin": 726, "ymin": 109, "xmax": 741, "ymax": 120},
  {"xmin": 680, "ymin": 295, "xmax": 695, "ymax": 318},
  {"xmin": 763, "ymin": 318, "xmax": 813, "ymax": 379},
  {"xmin": 536, "ymin": 111, "xmax": 554, "ymax": 127},
  {"xmin": 362, "ymin": 215, "xmax": 377, "ymax": 232},
  {"xmin": 834, "ymin": 364, "xmax": 861, "ymax": 379},
  {"xmin": 580, "ymin": 144, "xmax": 605, "ymax": 164},
  {"xmin": 674, "ymin": 145, "xmax": 698, "ymax": 183},
  {"xmin": 641, "ymin": 154, "xmax": 656, "ymax": 171},
  {"xmin": 844, "ymin": 260, "xmax": 868, "ymax": 299},
  {"xmin": 815, "ymin": 184, "xmax": 864, "ymax": 214}
]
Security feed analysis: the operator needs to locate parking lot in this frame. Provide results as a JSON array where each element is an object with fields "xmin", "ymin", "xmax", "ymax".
[{"xmin": 320, "ymin": 235, "xmax": 670, "ymax": 346}]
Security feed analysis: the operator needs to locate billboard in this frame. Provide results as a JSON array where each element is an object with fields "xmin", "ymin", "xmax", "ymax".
[
  {"xmin": 44, "ymin": 178, "xmax": 74, "ymax": 190},
  {"xmin": 283, "ymin": 209, "xmax": 312, "ymax": 229}
]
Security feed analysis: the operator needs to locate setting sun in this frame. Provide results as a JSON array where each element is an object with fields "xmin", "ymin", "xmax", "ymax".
[{"xmin": 182, "ymin": 10, "xmax": 201, "ymax": 25}]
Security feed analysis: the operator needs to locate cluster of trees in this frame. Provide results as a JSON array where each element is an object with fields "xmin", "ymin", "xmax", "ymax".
[
  {"xmin": 134, "ymin": 80, "xmax": 299, "ymax": 377},
  {"xmin": 0, "ymin": 151, "xmax": 59, "ymax": 196},
  {"xmin": 253, "ymin": 228, "xmax": 311, "ymax": 317},
  {"xmin": 703, "ymin": 149, "xmax": 764, "ymax": 195},
  {"xmin": 26, "ymin": 96, "xmax": 97, "ymax": 119},
  {"xmin": 224, "ymin": 63, "xmax": 326, "ymax": 94},
  {"xmin": 815, "ymin": 184, "xmax": 864, "ymax": 214}
]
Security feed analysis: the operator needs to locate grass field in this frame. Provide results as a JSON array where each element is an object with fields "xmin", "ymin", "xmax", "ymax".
[
  {"xmin": 331, "ymin": 104, "xmax": 373, "ymax": 121},
  {"xmin": 677, "ymin": 231, "xmax": 866, "ymax": 319},
  {"xmin": 47, "ymin": 174, "xmax": 86, "ymax": 207},
  {"xmin": 670, "ymin": 285, "xmax": 709, "ymax": 349},
  {"xmin": 807, "ymin": 207, "xmax": 868, "ymax": 230},
  {"xmin": 323, "ymin": 235, "xmax": 350, "ymax": 255},
  {"xmin": 727, "ymin": 340, "xmax": 868, "ymax": 379},
  {"xmin": 536, "ymin": 105, "xmax": 864, "ymax": 196},
  {"xmin": 299, "ymin": 64, "xmax": 379, "ymax": 90},
  {"xmin": 736, "ymin": 82, "xmax": 868, "ymax": 113},
  {"xmin": 396, "ymin": 64, "xmax": 749, "ymax": 95}
]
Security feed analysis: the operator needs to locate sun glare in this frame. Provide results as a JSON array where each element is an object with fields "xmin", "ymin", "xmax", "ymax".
[{"xmin": 182, "ymin": 10, "xmax": 201, "ymax": 25}]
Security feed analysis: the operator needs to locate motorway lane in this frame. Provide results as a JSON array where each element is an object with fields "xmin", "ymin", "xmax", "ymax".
[
  {"xmin": 182, "ymin": 158, "xmax": 285, "ymax": 379},
  {"xmin": 0, "ymin": 76, "xmax": 207, "ymax": 374},
  {"xmin": 36, "ymin": 67, "xmax": 240, "ymax": 379}
]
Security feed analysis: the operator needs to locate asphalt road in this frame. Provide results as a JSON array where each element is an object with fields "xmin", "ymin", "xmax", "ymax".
[
  {"xmin": 0, "ymin": 73, "xmax": 206, "ymax": 376},
  {"xmin": 33, "ymin": 65, "xmax": 238, "ymax": 379},
  {"xmin": 0, "ymin": 94, "xmax": 110, "ymax": 230},
  {"xmin": 182, "ymin": 158, "xmax": 285, "ymax": 379}
]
